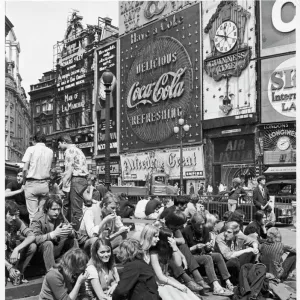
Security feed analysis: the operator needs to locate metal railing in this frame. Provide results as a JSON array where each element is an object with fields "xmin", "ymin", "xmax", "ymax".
[{"xmin": 126, "ymin": 194, "xmax": 294, "ymax": 226}]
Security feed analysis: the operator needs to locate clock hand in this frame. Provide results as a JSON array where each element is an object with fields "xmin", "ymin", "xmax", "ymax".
[{"xmin": 216, "ymin": 34, "xmax": 226, "ymax": 38}]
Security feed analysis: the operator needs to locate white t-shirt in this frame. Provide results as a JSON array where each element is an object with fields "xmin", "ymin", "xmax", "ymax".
[
  {"xmin": 134, "ymin": 199, "xmax": 149, "ymax": 219},
  {"xmin": 22, "ymin": 143, "xmax": 53, "ymax": 179}
]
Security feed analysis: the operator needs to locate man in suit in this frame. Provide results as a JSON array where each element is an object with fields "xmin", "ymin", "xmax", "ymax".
[{"xmin": 253, "ymin": 176, "xmax": 270, "ymax": 211}]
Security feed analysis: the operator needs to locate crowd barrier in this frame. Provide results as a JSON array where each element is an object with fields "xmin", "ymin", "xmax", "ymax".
[{"xmin": 126, "ymin": 194, "xmax": 294, "ymax": 225}]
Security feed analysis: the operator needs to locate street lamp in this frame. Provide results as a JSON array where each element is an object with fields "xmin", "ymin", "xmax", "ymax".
[
  {"xmin": 174, "ymin": 118, "xmax": 190, "ymax": 195},
  {"xmin": 102, "ymin": 69, "xmax": 114, "ymax": 190}
]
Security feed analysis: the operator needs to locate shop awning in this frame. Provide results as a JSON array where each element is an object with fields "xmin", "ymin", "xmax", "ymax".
[{"xmin": 264, "ymin": 166, "xmax": 296, "ymax": 174}]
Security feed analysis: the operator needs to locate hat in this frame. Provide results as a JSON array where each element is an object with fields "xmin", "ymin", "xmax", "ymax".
[
  {"xmin": 232, "ymin": 178, "xmax": 241, "ymax": 184},
  {"xmin": 257, "ymin": 175, "xmax": 266, "ymax": 183}
]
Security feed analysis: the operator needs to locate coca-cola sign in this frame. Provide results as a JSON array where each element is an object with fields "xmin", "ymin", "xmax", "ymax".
[{"xmin": 120, "ymin": 4, "xmax": 202, "ymax": 152}]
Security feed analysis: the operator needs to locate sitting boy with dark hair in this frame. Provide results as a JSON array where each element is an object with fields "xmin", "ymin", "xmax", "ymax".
[
  {"xmin": 164, "ymin": 210, "xmax": 210, "ymax": 294},
  {"xmin": 5, "ymin": 201, "xmax": 37, "ymax": 284}
]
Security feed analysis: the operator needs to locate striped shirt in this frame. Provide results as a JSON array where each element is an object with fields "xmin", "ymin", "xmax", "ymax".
[{"xmin": 260, "ymin": 241, "xmax": 296, "ymax": 279}]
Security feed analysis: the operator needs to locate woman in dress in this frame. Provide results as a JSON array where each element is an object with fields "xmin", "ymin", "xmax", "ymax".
[
  {"xmin": 140, "ymin": 224, "xmax": 201, "ymax": 300},
  {"xmin": 85, "ymin": 238, "xmax": 119, "ymax": 300},
  {"xmin": 113, "ymin": 238, "xmax": 160, "ymax": 300},
  {"xmin": 39, "ymin": 248, "xmax": 89, "ymax": 300}
]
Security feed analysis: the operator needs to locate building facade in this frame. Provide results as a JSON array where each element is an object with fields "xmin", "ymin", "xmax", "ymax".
[
  {"xmin": 28, "ymin": 70, "xmax": 56, "ymax": 148},
  {"xmin": 258, "ymin": 0, "xmax": 296, "ymax": 181},
  {"xmin": 5, "ymin": 16, "xmax": 31, "ymax": 163},
  {"xmin": 119, "ymin": 2, "xmax": 205, "ymax": 192}
]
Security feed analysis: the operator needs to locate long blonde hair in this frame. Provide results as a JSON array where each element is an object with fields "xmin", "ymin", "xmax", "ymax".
[{"xmin": 140, "ymin": 224, "xmax": 159, "ymax": 251}]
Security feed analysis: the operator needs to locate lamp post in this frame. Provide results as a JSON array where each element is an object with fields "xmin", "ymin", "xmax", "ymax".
[
  {"xmin": 174, "ymin": 118, "xmax": 190, "ymax": 195},
  {"xmin": 102, "ymin": 69, "xmax": 114, "ymax": 190}
]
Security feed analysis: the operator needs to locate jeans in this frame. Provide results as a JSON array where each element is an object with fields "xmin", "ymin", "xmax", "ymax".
[
  {"xmin": 281, "ymin": 252, "xmax": 296, "ymax": 280},
  {"xmin": 225, "ymin": 252, "xmax": 255, "ymax": 285},
  {"xmin": 195, "ymin": 253, "xmax": 230, "ymax": 284},
  {"xmin": 15, "ymin": 243, "xmax": 37, "ymax": 275},
  {"xmin": 67, "ymin": 177, "xmax": 88, "ymax": 230},
  {"xmin": 38, "ymin": 236, "xmax": 78, "ymax": 271},
  {"xmin": 169, "ymin": 244, "xmax": 200, "ymax": 278},
  {"xmin": 25, "ymin": 180, "xmax": 49, "ymax": 222}
]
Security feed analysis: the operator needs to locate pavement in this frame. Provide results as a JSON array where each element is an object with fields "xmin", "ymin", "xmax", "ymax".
[{"xmin": 5, "ymin": 223, "xmax": 297, "ymax": 300}]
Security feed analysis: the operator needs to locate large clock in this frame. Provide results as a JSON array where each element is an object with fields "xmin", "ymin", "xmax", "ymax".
[
  {"xmin": 277, "ymin": 136, "xmax": 290, "ymax": 151},
  {"xmin": 214, "ymin": 21, "xmax": 238, "ymax": 53}
]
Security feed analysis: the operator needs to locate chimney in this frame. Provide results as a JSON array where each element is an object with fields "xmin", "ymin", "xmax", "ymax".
[{"xmin": 104, "ymin": 17, "xmax": 112, "ymax": 26}]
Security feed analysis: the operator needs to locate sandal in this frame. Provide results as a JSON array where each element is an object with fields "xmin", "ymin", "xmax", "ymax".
[
  {"xmin": 213, "ymin": 288, "xmax": 234, "ymax": 296},
  {"xmin": 226, "ymin": 282, "xmax": 235, "ymax": 292}
]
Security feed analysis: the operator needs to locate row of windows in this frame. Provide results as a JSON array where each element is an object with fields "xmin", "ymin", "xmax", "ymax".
[
  {"xmin": 36, "ymin": 102, "xmax": 53, "ymax": 114},
  {"xmin": 36, "ymin": 124, "xmax": 53, "ymax": 135}
]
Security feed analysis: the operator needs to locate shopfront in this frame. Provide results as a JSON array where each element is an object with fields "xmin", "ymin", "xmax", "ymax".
[{"xmin": 120, "ymin": 146, "xmax": 205, "ymax": 193}]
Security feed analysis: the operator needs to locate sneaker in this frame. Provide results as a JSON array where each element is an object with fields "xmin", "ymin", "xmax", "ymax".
[{"xmin": 186, "ymin": 280, "xmax": 203, "ymax": 293}]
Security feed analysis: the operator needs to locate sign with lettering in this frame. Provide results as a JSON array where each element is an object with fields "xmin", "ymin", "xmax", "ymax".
[
  {"xmin": 214, "ymin": 135, "xmax": 255, "ymax": 164},
  {"xmin": 202, "ymin": 0, "xmax": 256, "ymax": 119},
  {"xmin": 261, "ymin": 54, "xmax": 296, "ymax": 123},
  {"xmin": 120, "ymin": 4, "xmax": 201, "ymax": 152},
  {"xmin": 260, "ymin": 0, "xmax": 296, "ymax": 57},
  {"xmin": 263, "ymin": 123, "xmax": 296, "ymax": 165},
  {"xmin": 76, "ymin": 142, "xmax": 94, "ymax": 149},
  {"xmin": 120, "ymin": 146, "xmax": 204, "ymax": 181},
  {"xmin": 55, "ymin": 11, "xmax": 94, "ymax": 131},
  {"xmin": 96, "ymin": 41, "xmax": 118, "ymax": 156},
  {"xmin": 97, "ymin": 162, "xmax": 120, "ymax": 174},
  {"xmin": 119, "ymin": 1, "xmax": 198, "ymax": 35}
]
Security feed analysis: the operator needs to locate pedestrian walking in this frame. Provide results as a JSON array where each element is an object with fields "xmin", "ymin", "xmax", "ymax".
[
  {"xmin": 22, "ymin": 131, "xmax": 53, "ymax": 222},
  {"xmin": 57, "ymin": 134, "xmax": 89, "ymax": 230}
]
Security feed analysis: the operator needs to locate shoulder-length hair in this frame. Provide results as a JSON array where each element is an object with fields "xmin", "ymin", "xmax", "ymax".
[
  {"xmin": 151, "ymin": 226, "xmax": 173, "ymax": 265},
  {"xmin": 117, "ymin": 238, "xmax": 144, "ymax": 264},
  {"xmin": 140, "ymin": 224, "xmax": 159, "ymax": 251},
  {"xmin": 101, "ymin": 192, "xmax": 118, "ymax": 208},
  {"xmin": 91, "ymin": 238, "xmax": 114, "ymax": 271},
  {"xmin": 43, "ymin": 194, "xmax": 63, "ymax": 213},
  {"xmin": 58, "ymin": 248, "xmax": 88, "ymax": 284},
  {"xmin": 266, "ymin": 227, "xmax": 282, "ymax": 243}
]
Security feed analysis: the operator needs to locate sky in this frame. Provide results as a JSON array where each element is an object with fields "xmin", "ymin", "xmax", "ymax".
[{"xmin": 5, "ymin": 0, "xmax": 119, "ymax": 99}]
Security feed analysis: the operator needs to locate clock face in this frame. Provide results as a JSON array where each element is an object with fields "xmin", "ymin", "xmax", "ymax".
[
  {"xmin": 277, "ymin": 136, "xmax": 290, "ymax": 151},
  {"xmin": 214, "ymin": 21, "xmax": 238, "ymax": 53}
]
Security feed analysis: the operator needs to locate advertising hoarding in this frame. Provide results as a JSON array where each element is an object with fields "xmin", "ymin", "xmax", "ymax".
[
  {"xmin": 263, "ymin": 123, "xmax": 296, "ymax": 165},
  {"xmin": 202, "ymin": 0, "xmax": 256, "ymax": 120},
  {"xmin": 261, "ymin": 54, "xmax": 296, "ymax": 123},
  {"xmin": 96, "ymin": 41, "xmax": 118, "ymax": 155},
  {"xmin": 120, "ymin": 4, "xmax": 202, "ymax": 152},
  {"xmin": 119, "ymin": 1, "xmax": 198, "ymax": 35},
  {"xmin": 120, "ymin": 146, "xmax": 204, "ymax": 181},
  {"xmin": 260, "ymin": 0, "xmax": 296, "ymax": 57}
]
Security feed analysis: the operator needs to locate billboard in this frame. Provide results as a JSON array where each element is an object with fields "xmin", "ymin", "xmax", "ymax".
[
  {"xmin": 120, "ymin": 146, "xmax": 204, "ymax": 181},
  {"xmin": 120, "ymin": 4, "xmax": 202, "ymax": 152},
  {"xmin": 260, "ymin": 0, "xmax": 296, "ymax": 57},
  {"xmin": 263, "ymin": 123, "xmax": 296, "ymax": 165},
  {"xmin": 202, "ymin": 0, "xmax": 256, "ymax": 120},
  {"xmin": 261, "ymin": 54, "xmax": 296, "ymax": 123},
  {"xmin": 96, "ymin": 41, "xmax": 118, "ymax": 155},
  {"xmin": 119, "ymin": 1, "xmax": 198, "ymax": 35}
]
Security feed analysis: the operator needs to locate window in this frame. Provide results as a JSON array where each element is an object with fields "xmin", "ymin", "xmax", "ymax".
[
  {"xmin": 36, "ymin": 106, "xmax": 40, "ymax": 113},
  {"xmin": 36, "ymin": 126, "xmax": 40, "ymax": 132},
  {"xmin": 49, "ymin": 125, "xmax": 53, "ymax": 134},
  {"xmin": 43, "ymin": 126, "xmax": 47, "ymax": 134},
  {"xmin": 42, "ymin": 104, "xmax": 47, "ymax": 112},
  {"xmin": 48, "ymin": 102, "xmax": 53, "ymax": 111}
]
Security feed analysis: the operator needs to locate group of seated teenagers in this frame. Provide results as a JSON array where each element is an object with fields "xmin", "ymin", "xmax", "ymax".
[{"xmin": 5, "ymin": 190, "xmax": 296, "ymax": 300}]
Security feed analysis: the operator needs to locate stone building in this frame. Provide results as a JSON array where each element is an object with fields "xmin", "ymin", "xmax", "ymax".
[
  {"xmin": 28, "ymin": 70, "xmax": 56, "ymax": 149},
  {"xmin": 5, "ymin": 16, "xmax": 31, "ymax": 162}
]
